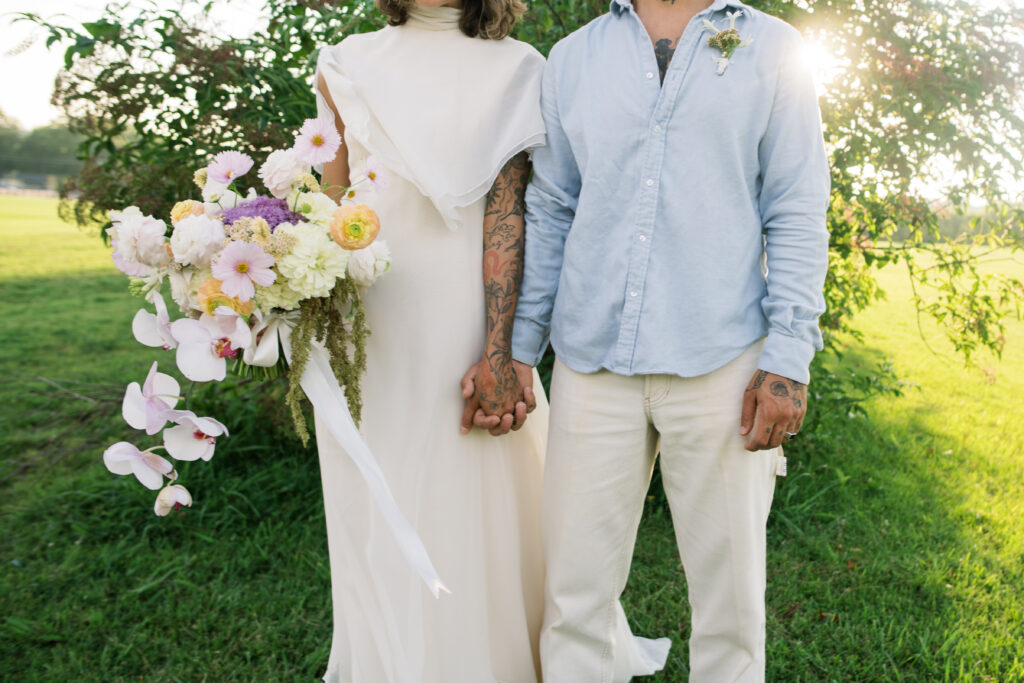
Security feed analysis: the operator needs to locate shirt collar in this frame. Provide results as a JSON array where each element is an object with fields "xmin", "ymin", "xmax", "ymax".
[{"xmin": 610, "ymin": 0, "xmax": 746, "ymax": 18}]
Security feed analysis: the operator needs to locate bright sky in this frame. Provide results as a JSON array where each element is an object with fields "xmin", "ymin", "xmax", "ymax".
[{"xmin": 0, "ymin": 0, "xmax": 265, "ymax": 129}]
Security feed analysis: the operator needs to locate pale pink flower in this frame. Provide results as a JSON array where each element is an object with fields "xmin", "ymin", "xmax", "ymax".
[
  {"xmin": 210, "ymin": 241, "xmax": 276, "ymax": 301},
  {"xmin": 293, "ymin": 117, "xmax": 342, "ymax": 166},
  {"xmin": 154, "ymin": 484, "xmax": 193, "ymax": 516},
  {"xmin": 132, "ymin": 294, "xmax": 177, "ymax": 350},
  {"xmin": 122, "ymin": 362, "xmax": 181, "ymax": 435},
  {"xmin": 107, "ymin": 206, "xmax": 169, "ymax": 272},
  {"xmin": 162, "ymin": 410, "xmax": 228, "ymax": 461},
  {"xmin": 365, "ymin": 156, "xmax": 388, "ymax": 191},
  {"xmin": 170, "ymin": 309, "xmax": 253, "ymax": 382},
  {"xmin": 259, "ymin": 148, "xmax": 309, "ymax": 199},
  {"xmin": 103, "ymin": 442, "xmax": 174, "ymax": 491},
  {"xmin": 207, "ymin": 151, "xmax": 254, "ymax": 186}
]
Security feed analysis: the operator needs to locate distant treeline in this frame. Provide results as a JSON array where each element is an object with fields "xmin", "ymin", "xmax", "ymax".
[
  {"xmin": 0, "ymin": 113, "xmax": 83, "ymax": 180},
  {"xmin": 894, "ymin": 207, "xmax": 1023, "ymax": 243}
]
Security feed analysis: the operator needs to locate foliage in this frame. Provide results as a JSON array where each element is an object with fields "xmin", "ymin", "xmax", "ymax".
[
  {"xmin": 19, "ymin": 0, "xmax": 1024, "ymax": 366},
  {"xmin": 16, "ymin": 0, "xmax": 384, "ymax": 228}
]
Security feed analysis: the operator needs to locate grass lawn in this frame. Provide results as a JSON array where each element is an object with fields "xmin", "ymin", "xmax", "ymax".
[{"xmin": 2, "ymin": 195, "xmax": 1023, "ymax": 681}]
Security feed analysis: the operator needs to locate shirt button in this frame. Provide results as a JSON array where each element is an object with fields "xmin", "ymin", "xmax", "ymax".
[
  {"xmin": 653, "ymin": 124, "xmax": 662, "ymax": 132},
  {"xmin": 645, "ymin": 179, "xmax": 654, "ymax": 186},
  {"xmin": 630, "ymin": 291, "xmax": 638, "ymax": 297},
  {"xmin": 645, "ymin": 72, "xmax": 654, "ymax": 79},
  {"xmin": 638, "ymin": 235, "xmax": 647, "ymax": 242}
]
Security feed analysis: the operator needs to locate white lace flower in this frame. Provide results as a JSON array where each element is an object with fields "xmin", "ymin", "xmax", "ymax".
[
  {"xmin": 275, "ymin": 222, "xmax": 349, "ymax": 299},
  {"xmin": 169, "ymin": 214, "xmax": 226, "ymax": 268}
]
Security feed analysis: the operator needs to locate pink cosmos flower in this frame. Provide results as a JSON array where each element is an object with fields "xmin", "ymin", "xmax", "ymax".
[
  {"xmin": 122, "ymin": 362, "xmax": 181, "ymax": 435},
  {"xmin": 293, "ymin": 117, "xmax": 342, "ymax": 166},
  {"xmin": 210, "ymin": 240, "xmax": 276, "ymax": 301},
  {"xmin": 154, "ymin": 484, "xmax": 193, "ymax": 516},
  {"xmin": 207, "ymin": 151, "xmax": 254, "ymax": 186},
  {"xmin": 365, "ymin": 156, "xmax": 388, "ymax": 191},
  {"xmin": 103, "ymin": 442, "xmax": 174, "ymax": 491},
  {"xmin": 170, "ymin": 308, "xmax": 253, "ymax": 382},
  {"xmin": 162, "ymin": 410, "xmax": 228, "ymax": 462}
]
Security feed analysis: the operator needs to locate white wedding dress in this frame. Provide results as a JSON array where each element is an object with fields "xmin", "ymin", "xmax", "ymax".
[{"xmin": 311, "ymin": 6, "xmax": 668, "ymax": 682}]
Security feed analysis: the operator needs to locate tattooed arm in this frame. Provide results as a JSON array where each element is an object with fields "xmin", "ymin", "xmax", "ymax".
[
  {"xmin": 316, "ymin": 72, "xmax": 350, "ymax": 200},
  {"xmin": 459, "ymin": 152, "xmax": 535, "ymax": 436},
  {"xmin": 739, "ymin": 369, "xmax": 807, "ymax": 451}
]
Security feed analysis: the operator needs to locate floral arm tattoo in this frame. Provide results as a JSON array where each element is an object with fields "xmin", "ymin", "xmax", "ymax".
[{"xmin": 480, "ymin": 151, "xmax": 530, "ymax": 412}]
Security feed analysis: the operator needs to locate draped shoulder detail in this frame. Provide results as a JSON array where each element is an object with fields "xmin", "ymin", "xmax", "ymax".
[{"xmin": 315, "ymin": 24, "xmax": 546, "ymax": 231}]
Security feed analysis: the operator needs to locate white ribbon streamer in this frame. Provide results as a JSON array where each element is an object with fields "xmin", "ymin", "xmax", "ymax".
[
  {"xmin": 278, "ymin": 324, "xmax": 448, "ymax": 598},
  {"xmin": 244, "ymin": 310, "xmax": 300, "ymax": 368}
]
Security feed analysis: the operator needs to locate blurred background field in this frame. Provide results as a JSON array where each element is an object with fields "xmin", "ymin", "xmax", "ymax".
[{"xmin": 2, "ymin": 195, "xmax": 1022, "ymax": 680}]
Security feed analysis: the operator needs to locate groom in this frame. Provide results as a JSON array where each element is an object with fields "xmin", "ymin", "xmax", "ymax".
[{"xmin": 510, "ymin": 0, "xmax": 830, "ymax": 680}]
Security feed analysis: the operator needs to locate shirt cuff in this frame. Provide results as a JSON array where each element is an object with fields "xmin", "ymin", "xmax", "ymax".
[
  {"xmin": 511, "ymin": 318, "xmax": 549, "ymax": 367},
  {"xmin": 757, "ymin": 332, "xmax": 816, "ymax": 385}
]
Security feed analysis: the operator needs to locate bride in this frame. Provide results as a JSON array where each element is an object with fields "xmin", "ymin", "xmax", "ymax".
[
  {"xmin": 313, "ymin": 0, "xmax": 546, "ymax": 680},
  {"xmin": 312, "ymin": 0, "xmax": 668, "ymax": 680}
]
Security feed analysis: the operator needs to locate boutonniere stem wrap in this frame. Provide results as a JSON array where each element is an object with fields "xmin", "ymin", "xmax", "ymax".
[{"xmin": 703, "ymin": 10, "xmax": 754, "ymax": 75}]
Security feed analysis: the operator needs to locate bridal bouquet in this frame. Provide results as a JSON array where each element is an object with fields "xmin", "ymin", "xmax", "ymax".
[{"xmin": 102, "ymin": 117, "xmax": 391, "ymax": 515}]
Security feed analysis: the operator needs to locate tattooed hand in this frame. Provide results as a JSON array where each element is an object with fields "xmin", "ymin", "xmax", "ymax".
[
  {"xmin": 459, "ymin": 359, "xmax": 534, "ymax": 436},
  {"xmin": 739, "ymin": 369, "xmax": 807, "ymax": 451}
]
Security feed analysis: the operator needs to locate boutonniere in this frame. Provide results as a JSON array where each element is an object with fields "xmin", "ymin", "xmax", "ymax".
[{"xmin": 702, "ymin": 10, "xmax": 754, "ymax": 75}]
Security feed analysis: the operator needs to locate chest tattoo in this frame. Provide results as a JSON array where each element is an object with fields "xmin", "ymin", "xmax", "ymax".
[{"xmin": 654, "ymin": 38, "xmax": 676, "ymax": 84}]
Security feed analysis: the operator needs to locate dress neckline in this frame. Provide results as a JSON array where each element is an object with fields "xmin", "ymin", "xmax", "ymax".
[{"xmin": 406, "ymin": 5, "xmax": 462, "ymax": 31}]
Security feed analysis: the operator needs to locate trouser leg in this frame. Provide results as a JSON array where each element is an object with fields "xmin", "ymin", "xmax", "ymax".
[
  {"xmin": 653, "ymin": 342, "xmax": 778, "ymax": 683},
  {"xmin": 540, "ymin": 359, "xmax": 657, "ymax": 683}
]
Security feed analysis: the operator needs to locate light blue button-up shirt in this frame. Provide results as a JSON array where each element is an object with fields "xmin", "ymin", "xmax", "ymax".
[{"xmin": 512, "ymin": 0, "xmax": 830, "ymax": 384}]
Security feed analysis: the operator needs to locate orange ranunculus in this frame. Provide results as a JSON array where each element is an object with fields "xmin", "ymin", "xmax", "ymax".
[
  {"xmin": 196, "ymin": 276, "xmax": 255, "ymax": 317},
  {"xmin": 329, "ymin": 204, "xmax": 381, "ymax": 250}
]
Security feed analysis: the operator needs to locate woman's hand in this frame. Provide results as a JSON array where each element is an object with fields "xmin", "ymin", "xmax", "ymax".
[{"xmin": 460, "ymin": 357, "xmax": 531, "ymax": 436}]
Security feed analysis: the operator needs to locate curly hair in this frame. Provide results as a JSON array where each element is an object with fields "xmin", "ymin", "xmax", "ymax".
[{"xmin": 375, "ymin": 0, "xmax": 526, "ymax": 40}]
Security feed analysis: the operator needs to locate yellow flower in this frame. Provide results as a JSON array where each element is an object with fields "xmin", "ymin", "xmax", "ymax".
[
  {"xmin": 170, "ymin": 200, "xmax": 206, "ymax": 224},
  {"xmin": 193, "ymin": 168, "xmax": 208, "ymax": 189},
  {"xmin": 196, "ymin": 276, "xmax": 255, "ymax": 317},
  {"xmin": 329, "ymin": 204, "xmax": 381, "ymax": 250},
  {"xmin": 299, "ymin": 173, "xmax": 321, "ymax": 193}
]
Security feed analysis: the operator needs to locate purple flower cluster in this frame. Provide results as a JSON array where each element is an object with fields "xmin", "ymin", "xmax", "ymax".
[{"xmin": 220, "ymin": 196, "xmax": 304, "ymax": 231}]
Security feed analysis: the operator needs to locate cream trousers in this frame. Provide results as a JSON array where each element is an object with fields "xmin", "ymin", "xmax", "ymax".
[{"xmin": 541, "ymin": 341, "xmax": 782, "ymax": 683}]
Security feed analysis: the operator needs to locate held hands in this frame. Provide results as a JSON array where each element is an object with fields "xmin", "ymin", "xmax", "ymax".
[
  {"xmin": 460, "ymin": 358, "xmax": 537, "ymax": 436},
  {"xmin": 739, "ymin": 369, "xmax": 807, "ymax": 451}
]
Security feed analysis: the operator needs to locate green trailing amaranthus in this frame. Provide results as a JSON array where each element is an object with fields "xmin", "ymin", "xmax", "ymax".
[{"xmin": 284, "ymin": 279, "xmax": 370, "ymax": 446}]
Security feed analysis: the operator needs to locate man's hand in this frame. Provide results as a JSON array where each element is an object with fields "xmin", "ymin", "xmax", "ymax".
[
  {"xmin": 739, "ymin": 369, "xmax": 807, "ymax": 451},
  {"xmin": 460, "ymin": 359, "xmax": 535, "ymax": 436}
]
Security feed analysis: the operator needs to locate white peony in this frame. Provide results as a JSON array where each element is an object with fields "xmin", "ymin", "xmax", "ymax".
[
  {"xmin": 259, "ymin": 149, "xmax": 310, "ymax": 199},
  {"xmin": 169, "ymin": 214, "xmax": 226, "ymax": 268},
  {"xmin": 275, "ymin": 222, "xmax": 349, "ymax": 299},
  {"xmin": 255, "ymin": 275, "xmax": 306, "ymax": 312},
  {"xmin": 291, "ymin": 191, "xmax": 339, "ymax": 228},
  {"xmin": 346, "ymin": 239, "xmax": 392, "ymax": 287},
  {"xmin": 107, "ymin": 206, "xmax": 170, "ymax": 269}
]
